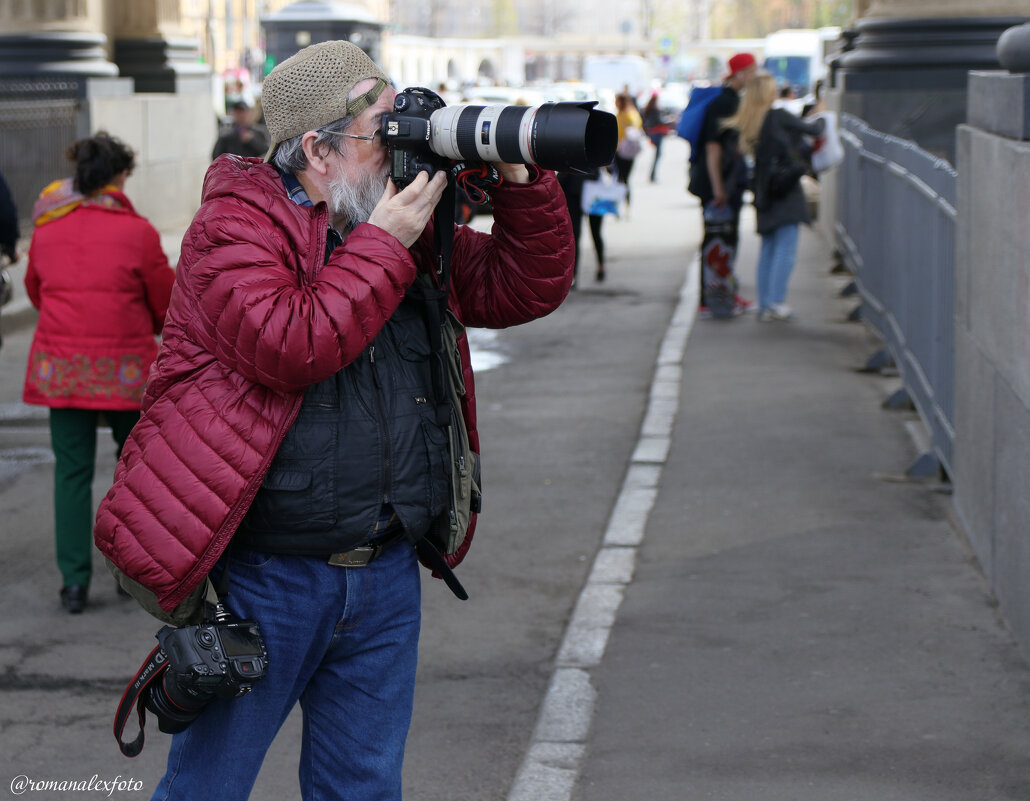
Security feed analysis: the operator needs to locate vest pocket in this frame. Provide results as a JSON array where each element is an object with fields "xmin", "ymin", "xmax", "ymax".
[{"xmin": 243, "ymin": 461, "xmax": 338, "ymax": 533}]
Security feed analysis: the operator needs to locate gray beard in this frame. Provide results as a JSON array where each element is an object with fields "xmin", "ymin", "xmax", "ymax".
[{"xmin": 328, "ymin": 169, "xmax": 389, "ymax": 227}]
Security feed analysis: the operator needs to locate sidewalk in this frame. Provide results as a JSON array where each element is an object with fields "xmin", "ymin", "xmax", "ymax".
[
  {"xmin": 3, "ymin": 145, "xmax": 1029, "ymax": 801},
  {"xmin": 569, "ymin": 205, "xmax": 1030, "ymax": 799}
]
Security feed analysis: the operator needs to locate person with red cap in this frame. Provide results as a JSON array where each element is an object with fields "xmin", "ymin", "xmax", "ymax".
[{"xmin": 688, "ymin": 52, "xmax": 757, "ymax": 316}]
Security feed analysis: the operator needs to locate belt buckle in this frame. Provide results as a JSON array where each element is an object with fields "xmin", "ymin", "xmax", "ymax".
[{"xmin": 327, "ymin": 545, "xmax": 377, "ymax": 568}]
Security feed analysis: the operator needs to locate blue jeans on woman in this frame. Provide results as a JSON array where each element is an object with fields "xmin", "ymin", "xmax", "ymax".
[
  {"xmin": 151, "ymin": 541, "xmax": 422, "ymax": 801},
  {"xmin": 756, "ymin": 223, "xmax": 800, "ymax": 311}
]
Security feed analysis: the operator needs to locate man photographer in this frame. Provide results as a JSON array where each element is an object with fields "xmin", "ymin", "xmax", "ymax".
[{"xmin": 95, "ymin": 40, "xmax": 574, "ymax": 800}]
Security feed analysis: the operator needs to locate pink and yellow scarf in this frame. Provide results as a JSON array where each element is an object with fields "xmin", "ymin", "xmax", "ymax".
[{"xmin": 32, "ymin": 178, "xmax": 122, "ymax": 228}]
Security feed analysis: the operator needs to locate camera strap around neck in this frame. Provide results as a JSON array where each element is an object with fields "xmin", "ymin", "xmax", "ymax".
[{"xmin": 403, "ymin": 177, "xmax": 468, "ymax": 601}]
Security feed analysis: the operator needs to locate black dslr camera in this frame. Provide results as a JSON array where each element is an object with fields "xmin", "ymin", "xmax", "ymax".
[
  {"xmin": 115, "ymin": 603, "xmax": 268, "ymax": 756},
  {"xmin": 147, "ymin": 605, "xmax": 268, "ymax": 732},
  {"xmin": 380, "ymin": 86, "xmax": 618, "ymax": 188}
]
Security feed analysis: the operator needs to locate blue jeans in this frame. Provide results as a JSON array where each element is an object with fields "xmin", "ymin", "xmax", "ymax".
[
  {"xmin": 151, "ymin": 542, "xmax": 422, "ymax": 801},
  {"xmin": 756, "ymin": 223, "xmax": 800, "ymax": 310}
]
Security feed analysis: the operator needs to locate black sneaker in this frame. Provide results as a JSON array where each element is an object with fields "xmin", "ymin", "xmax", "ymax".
[{"xmin": 60, "ymin": 584, "xmax": 88, "ymax": 614}]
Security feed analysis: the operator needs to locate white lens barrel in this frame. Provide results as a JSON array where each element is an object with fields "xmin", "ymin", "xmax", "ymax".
[{"xmin": 428, "ymin": 104, "xmax": 539, "ymax": 164}]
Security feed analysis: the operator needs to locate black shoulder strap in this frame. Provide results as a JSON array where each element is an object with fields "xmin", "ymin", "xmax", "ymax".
[
  {"xmin": 405, "ymin": 175, "xmax": 456, "ymax": 425},
  {"xmin": 405, "ymin": 175, "xmax": 468, "ymax": 601}
]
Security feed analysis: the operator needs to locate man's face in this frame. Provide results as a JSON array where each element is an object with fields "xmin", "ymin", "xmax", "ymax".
[
  {"xmin": 325, "ymin": 78, "xmax": 396, "ymax": 224},
  {"xmin": 334, "ymin": 78, "xmax": 395, "ymax": 186}
]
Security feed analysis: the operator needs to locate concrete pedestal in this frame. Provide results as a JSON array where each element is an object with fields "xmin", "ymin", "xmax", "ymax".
[
  {"xmin": 0, "ymin": 32, "xmax": 118, "ymax": 77},
  {"xmin": 113, "ymin": 36, "xmax": 209, "ymax": 94},
  {"xmin": 955, "ymin": 68, "xmax": 1030, "ymax": 658},
  {"xmin": 968, "ymin": 70, "xmax": 1030, "ymax": 140}
]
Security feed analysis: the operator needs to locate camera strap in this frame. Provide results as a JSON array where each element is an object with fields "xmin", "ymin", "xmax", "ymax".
[
  {"xmin": 113, "ymin": 643, "xmax": 167, "ymax": 758},
  {"xmin": 402, "ymin": 176, "xmax": 468, "ymax": 602},
  {"xmin": 406, "ymin": 177, "xmax": 456, "ymax": 428}
]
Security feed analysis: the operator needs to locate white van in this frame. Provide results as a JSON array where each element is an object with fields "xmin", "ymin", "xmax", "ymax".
[
  {"xmin": 763, "ymin": 27, "xmax": 841, "ymax": 101},
  {"xmin": 582, "ymin": 55, "xmax": 653, "ymax": 98}
]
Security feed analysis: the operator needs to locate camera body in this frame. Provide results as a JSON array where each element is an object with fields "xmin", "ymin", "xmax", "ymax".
[
  {"xmin": 145, "ymin": 607, "xmax": 268, "ymax": 733},
  {"xmin": 382, "ymin": 87, "xmax": 450, "ymax": 187},
  {"xmin": 158, "ymin": 617, "xmax": 268, "ymax": 699}
]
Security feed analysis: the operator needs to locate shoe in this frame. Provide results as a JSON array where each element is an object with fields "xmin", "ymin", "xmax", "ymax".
[
  {"xmin": 734, "ymin": 296, "xmax": 756, "ymax": 313},
  {"xmin": 596, "ymin": 268, "xmax": 606, "ymax": 282},
  {"xmin": 60, "ymin": 584, "xmax": 88, "ymax": 614},
  {"xmin": 698, "ymin": 304, "xmax": 713, "ymax": 320},
  {"xmin": 769, "ymin": 303, "xmax": 797, "ymax": 321},
  {"xmin": 757, "ymin": 307, "xmax": 773, "ymax": 322}
]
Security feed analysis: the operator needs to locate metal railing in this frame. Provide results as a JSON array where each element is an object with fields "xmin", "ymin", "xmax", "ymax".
[
  {"xmin": 0, "ymin": 78, "xmax": 83, "ymax": 236},
  {"xmin": 836, "ymin": 113, "xmax": 957, "ymax": 476}
]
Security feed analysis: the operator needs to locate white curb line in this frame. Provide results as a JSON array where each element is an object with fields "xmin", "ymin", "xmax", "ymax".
[{"xmin": 506, "ymin": 256, "xmax": 699, "ymax": 801}]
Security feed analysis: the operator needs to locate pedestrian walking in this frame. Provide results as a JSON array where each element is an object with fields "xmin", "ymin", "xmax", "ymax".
[
  {"xmin": 22, "ymin": 132, "xmax": 175, "ymax": 613},
  {"xmin": 613, "ymin": 92, "xmax": 643, "ymax": 212},
  {"xmin": 687, "ymin": 52, "xmax": 757, "ymax": 317},
  {"xmin": 0, "ymin": 167, "xmax": 17, "ymax": 264},
  {"xmin": 212, "ymin": 99, "xmax": 271, "ymax": 160},
  {"xmin": 558, "ymin": 168, "xmax": 608, "ymax": 284},
  {"xmin": 94, "ymin": 40, "xmax": 574, "ymax": 801},
  {"xmin": 724, "ymin": 73, "xmax": 824, "ymax": 321},
  {"xmin": 641, "ymin": 92, "xmax": 671, "ymax": 183},
  {"xmin": 0, "ymin": 168, "xmax": 18, "ymax": 350}
]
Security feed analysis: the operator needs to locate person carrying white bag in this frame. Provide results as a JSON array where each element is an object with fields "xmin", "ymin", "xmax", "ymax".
[{"xmin": 808, "ymin": 110, "xmax": 844, "ymax": 173}]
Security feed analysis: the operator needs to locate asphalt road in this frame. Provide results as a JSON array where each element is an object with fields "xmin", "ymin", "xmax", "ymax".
[{"xmin": 0, "ymin": 140, "xmax": 698, "ymax": 799}]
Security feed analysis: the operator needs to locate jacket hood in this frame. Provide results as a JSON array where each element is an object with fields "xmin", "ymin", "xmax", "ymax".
[
  {"xmin": 200, "ymin": 155, "xmax": 319, "ymax": 253},
  {"xmin": 202, "ymin": 155, "xmax": 304, "ymax": 213}
]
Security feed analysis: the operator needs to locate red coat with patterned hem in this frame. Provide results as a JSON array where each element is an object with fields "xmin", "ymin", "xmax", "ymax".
[{"xmin": 23, "ymin": 190, "xmax": 175, "ymax": 410}]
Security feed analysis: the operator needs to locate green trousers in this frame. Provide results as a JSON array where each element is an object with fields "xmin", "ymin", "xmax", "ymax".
[{"xmin": 49, "ymin": 408, "xmax": 139, "ymax": 588}]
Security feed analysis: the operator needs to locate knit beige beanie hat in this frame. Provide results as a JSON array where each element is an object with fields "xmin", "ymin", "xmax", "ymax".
[{"xmin": 261, "ymin": 40, "xmax": 390, "ymax": 162}]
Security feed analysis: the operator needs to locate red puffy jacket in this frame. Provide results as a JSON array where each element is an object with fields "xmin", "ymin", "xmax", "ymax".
[{"xmin": 94, "ymin": 156, "xmax": 574, "ymax": 612}]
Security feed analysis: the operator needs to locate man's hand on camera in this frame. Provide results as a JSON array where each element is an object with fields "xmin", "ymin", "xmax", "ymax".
[
  {"xmin": 368, "ymin": 171, "xmax": 448, "ymax": 249},
  {"xmin": 495, "ymin": 163, "xmax": 530, "ymax": 184}
]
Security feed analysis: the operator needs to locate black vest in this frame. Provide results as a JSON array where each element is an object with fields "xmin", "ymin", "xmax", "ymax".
[{"xmin": 235, "ymin": 293, "xmax": 451, "ymax": 555}]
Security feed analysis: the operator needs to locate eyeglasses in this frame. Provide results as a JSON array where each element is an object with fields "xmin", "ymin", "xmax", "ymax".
[{"xmin": 318, "ymin": 128, "xmax": 381, "ymax": 144}]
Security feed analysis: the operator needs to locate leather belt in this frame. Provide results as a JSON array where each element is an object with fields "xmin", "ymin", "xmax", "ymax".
[{"xmin": 327, "ymin": 529, "xmax": 406, "ymax": 568}]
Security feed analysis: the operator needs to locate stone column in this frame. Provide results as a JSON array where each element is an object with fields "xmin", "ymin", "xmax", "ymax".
[
  {"xmin": 836, "ymin": 0, "xmax": 1029, "ymax": 162},
  {"xmin": 0, "ymin": 0, "xmax": 118, "ymax": 77},
  {"xmin": 108, "ymin": 0, "xmax": 208, "ymax": 92}
]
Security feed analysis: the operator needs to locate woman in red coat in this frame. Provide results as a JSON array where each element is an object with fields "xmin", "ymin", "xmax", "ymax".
[{"xmin": 23, "ymin": 132, "xmax": 175, "ymax": 613}]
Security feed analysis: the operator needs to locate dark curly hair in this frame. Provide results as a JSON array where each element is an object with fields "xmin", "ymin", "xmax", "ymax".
[{"xmin": 67, "ymin": 132, "xmax": 136, "ymax": 195}]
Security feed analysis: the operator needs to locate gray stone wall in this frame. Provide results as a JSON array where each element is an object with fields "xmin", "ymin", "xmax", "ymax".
[{"xmin": 954, "ymin": 71, "xmax": 1030, "ymax": 655}]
